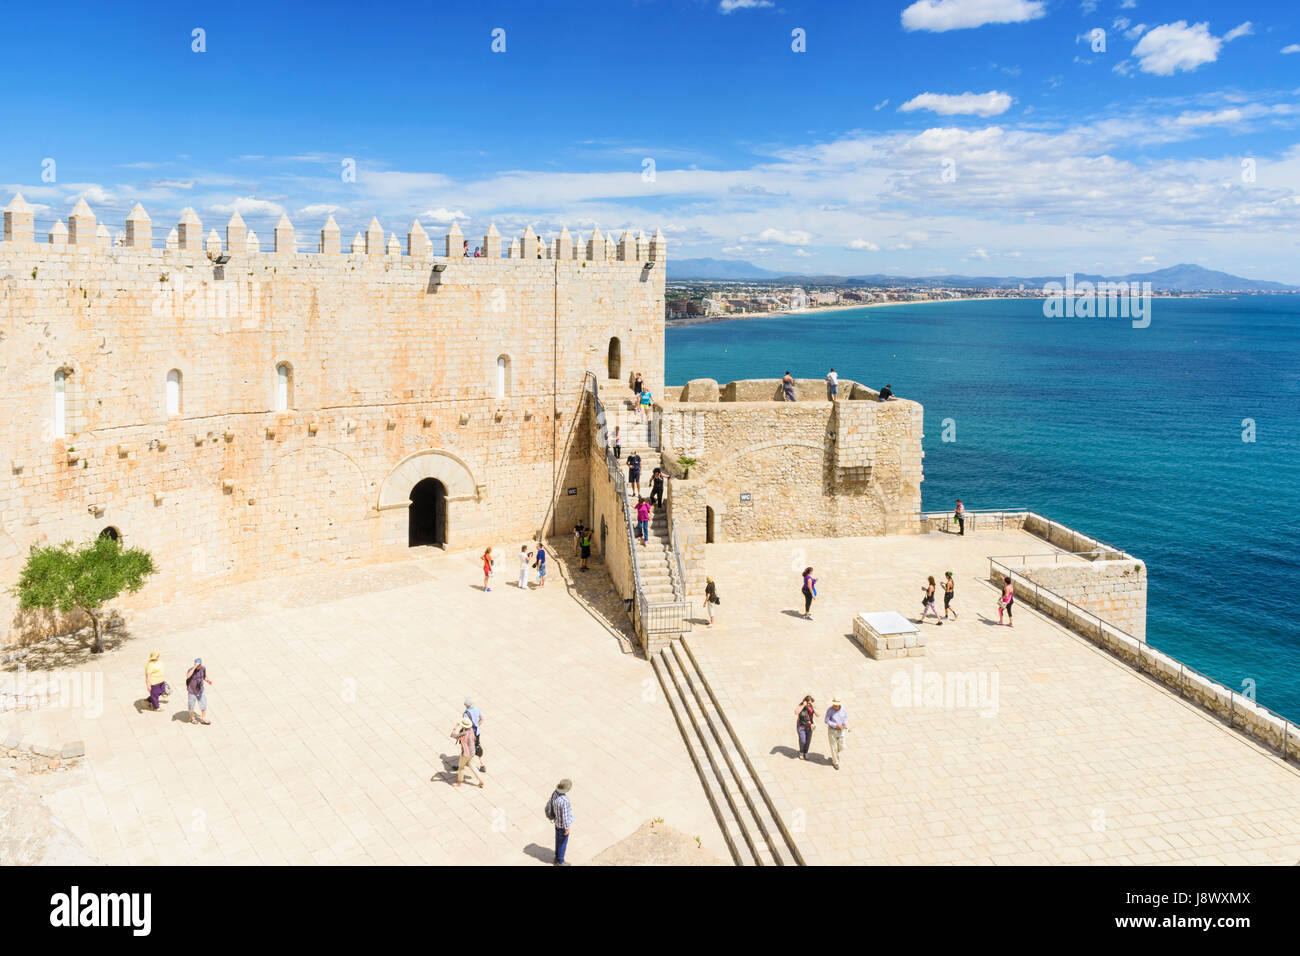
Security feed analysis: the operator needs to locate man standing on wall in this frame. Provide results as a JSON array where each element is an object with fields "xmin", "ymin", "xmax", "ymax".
[{"xmin": 826, "ymin": 367, "xmax": 838, "ymax": 401}]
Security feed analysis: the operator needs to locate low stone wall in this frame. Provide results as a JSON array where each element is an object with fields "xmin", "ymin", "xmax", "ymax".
[
  {"xmin": 1010, "ymin": 559, "xmax": 1147, "ymax": 641},
  {"xmin": 1024, "ymin": 513, "xmax": 1128, "ymax": 557},
  {"xmin": 988, "ymin": 563, "xmax": 1300, "ymax": 762}
]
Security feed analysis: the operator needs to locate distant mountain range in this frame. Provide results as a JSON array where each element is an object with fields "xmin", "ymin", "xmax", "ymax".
[{"xmin": 668, "ymin": 259, "xmax": 1298, "ymax": 292}]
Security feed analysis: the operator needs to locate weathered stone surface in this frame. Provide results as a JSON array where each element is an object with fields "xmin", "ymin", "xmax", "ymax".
[
  {"xmin": 679, "ymin": 378, "xmax": 719, "ymax": 403},
  {"xmin": 60, "ymin": 741, "xmax": 85, "ymax": 759}
]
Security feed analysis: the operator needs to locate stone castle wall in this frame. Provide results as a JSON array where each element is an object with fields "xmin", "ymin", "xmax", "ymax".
[
  {"xmin": 1004, "ymin": 559, "xmax": 1148, "ymax": 641},
  {"xmin": 0, "ymin": 199, "xmax": 664, "ymax": 643},
  {"xmin": 657, "ymin": 380, "xmax": 923, "ymax": 549}
]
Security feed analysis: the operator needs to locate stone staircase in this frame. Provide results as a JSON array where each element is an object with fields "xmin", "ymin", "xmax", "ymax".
[{"xmin": 652, "ymin": 637, "xmax": 804, "ymax": 866}]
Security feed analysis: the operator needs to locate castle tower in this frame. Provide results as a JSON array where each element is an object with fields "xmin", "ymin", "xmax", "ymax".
[
  {"xmin": 225, "ymin": 211, "xmax": 248, "ymax": 255},
  {"xmin": 649, "ymin": 228, "xmax": 666, "ymax": 262},
  {"xmin": 520, "ymin": 226, "xmax": 538, "ymax": 260},
  {"xmin": 365, "ymin": 217, "xmax": 384, "ymax": 256},
  {"xmin": 4, "ymin": 193, "xmax": 35, "ymax": 246},
  {"xmin": 483, "ymin": 223, "xmax": 501, "ymax": 259},
  {"xmin": 445, "ymin": 222, "xmax": 464, "ymax": 258},
  {"xmin": 274, "ymin": 215, "xmax": 295, "ymax": 254},
  {"xmin": 68, "ymin": 199, "xmax": 96, "ymax": 246},
  {"xmin": 177, "ymin": 208, "xmax": 203, "ymax": 252},
  {"xmin": 125, "ymin": 203, "xmax": 151, "ymax": 249},
  {"xmin": 320, "ymin": 215, "xmax": 341, "ymax": 254},
  {"xmin": 407, "ymin": 220, "xmax": 431, "ymax": 258},
  {"xmin": 49, "ymin": 219, "xmax": 68, "ymax": 248}
]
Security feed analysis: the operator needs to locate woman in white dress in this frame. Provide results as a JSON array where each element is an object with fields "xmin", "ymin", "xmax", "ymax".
[{"xmin": 518, "ymin": 544, "xmax": 533, "ymax": 590}]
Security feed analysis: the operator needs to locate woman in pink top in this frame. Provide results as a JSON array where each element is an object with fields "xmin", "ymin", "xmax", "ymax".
[
  {"xmin": 999, "ymin": 576, "xmax": 1015, "ymax": 626},
  {"xmin": 636, "ymin": 498, "xmax": 651, "ymax": 545}
]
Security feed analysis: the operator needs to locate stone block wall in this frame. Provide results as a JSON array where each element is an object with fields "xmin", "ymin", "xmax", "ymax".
[
  {"xmin": 0, "ymin": 203, "xmax": 664, "ymax": 643},
  {"xmin": 658, "ymin": 381, "xmax": 923, "ymax": 546},
  {"xmin": 1007, "ymin": 559, "xmax": 1147, "ymax": 641}
]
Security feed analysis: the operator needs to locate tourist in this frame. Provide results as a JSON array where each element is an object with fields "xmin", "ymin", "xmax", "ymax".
[
  {"xmin": 462, "ymin": 240, "xmax": 470, "ymax": 258},
  {"xmin": 627, "ymin": 451, "xmax": 642, "ymax": 497},
  {"xmin": 535, "ymin": 541, "xmax": 547, "ymax": 588},
  {"xmin": 825, "ymin": 696, "xmax": 848, "ymax": 770},
  {"xmin": 579, "ymin": 526, "xmax": 592, "ymax": 571},
  {"xmin": 451, "ymin": 716, "xmax": 484, "ymax": 788},
  {"xmin": 463, "ymin": 698, "xmax": 486, "ymax": 773},
  {"xmin": 612, "ymin": 425, "xmax": 622, "ymax": 460},
  {"xmin": 921, "ymin": 575, "xmax": 944, "ymax": 625},
  {"xmin": 144, "ymin": 651, "xmax": 166, "ymax": 712},
  {"xmin": 796, "ymin": 695, "xmax": 817, "ymax": 759},
  {"xmin": 639, "ymin": 385, "xmax": 652, "ymax": 425},
  {"xmin": 999, "ymin": 576, "xmax": 1015, "ymax": 626},
  {"xmin": 473, "ymin": 246, "xmax": 482, "ymax": 257},
  {"xmin": 801, "ymin": 567, "xmax": 817, "ymax": 620},
  {"xmin": 878, "ymin": 384, "xmax": 894, "ymax": 401},
  {"xmin": 636, "ymin": 497, "xmax": 651, "ymax": 545},
  {"xmin": 649, "ymin": 467, "xmax": 665, "ymax": 510},
  {"xmin": 826, "ymin": 367, "xmax": 838, "ymax": 401},
  {"xmin": 943, "ymin": 571, "xmax": 958, "ymax": 620},
  {"xmin": 482, "ymin": 546, "xmax": 495, "ymax": 592},
  {"xmin": 185, "ymin": 657, "xmax": 212, "ymax": 725},
  {"xmin": 704, "ymin": 576, "xmax": 719, "ymax": 627},
  {"xmin": 633, "ymin": 371, "xmax": 643, "ymax": 399},
  {"xmin": 954, "ymin": 499, "xmax": 965, "ymax": 536},
  {"xmin": 546, "ymin": 778, "xmax": 575, "ymax": 865},
  {"xmin": 518, "ymin": 544, "xmax": 533, "ymax": 589},
  {"xmin": 573, "ymin": 521, "xmax": 585, "ymax": 556},
  {"xmin": 782, "ymin": 371, "xmax": 796, "ymax": 402}
]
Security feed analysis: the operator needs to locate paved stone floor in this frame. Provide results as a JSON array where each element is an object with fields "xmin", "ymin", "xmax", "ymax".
[
  {"xmin": 1, "ymin": 544, "xmax": 724, "ymax": 865},
  {"xmin": 691, "ymin": 529, "xmax": 1300, "ymax": 865}
]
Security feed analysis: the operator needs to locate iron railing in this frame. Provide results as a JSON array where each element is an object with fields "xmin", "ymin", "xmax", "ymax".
[
  {"xmin": 585, "ymin": 371, "xmax": 689, "ymax": 638},
  {"xmin": 919, "ymin": 508, "xmax": 1026, "ymax": 533},
  {"xmin": 986, "ymin": 549, "xmax": 1124, "ymax": 566},
  {"xmin": 987, "ymin": 557, "xmax": 1296, "ymax": 764}
]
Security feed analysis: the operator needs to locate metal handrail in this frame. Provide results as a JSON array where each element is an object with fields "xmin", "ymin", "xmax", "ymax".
[
  {"xmin": 987, "ymin": 557, "xmax": 1295, "ymax": 763},
  {"xmin": 670, "ymin": 520, "xmax": 688, "ymax": 603},
  {"xmin": 986, "ymin": 549, "xmax": 1123, "ymax": 565}
]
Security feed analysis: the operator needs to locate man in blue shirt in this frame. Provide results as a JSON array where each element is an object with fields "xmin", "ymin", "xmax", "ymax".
[
  {"xmin": 463, "ymin": 698, "xmax": 486, "ymax": 773},
  {"xmin": 548, "ymin": 778, "xmax": 575, "ymax": 866}
]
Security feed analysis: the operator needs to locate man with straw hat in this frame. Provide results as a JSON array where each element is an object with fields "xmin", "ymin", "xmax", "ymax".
[
  {"xmin": 451, "ymin": 716, "xmax": 484, "ymax": 788},
  {"xmin": 144, "ymin": 651, "xmax": 166, "ymax": 711},
  {"xmin": 546, "ymin": 779, "xmax": 575, "ymax": 865},
  {"xmin": 825, "ymin": 695, "xmax": 849, "ymax": 771}
]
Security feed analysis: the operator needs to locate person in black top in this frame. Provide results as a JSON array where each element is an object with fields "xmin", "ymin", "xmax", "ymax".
[
  {"xmin": 572, "ymin": 521, "xmax": 585, "ymax": 556},
  {"xmin": 649, "ymin": 467, "xmax": 665, "ymax": 510},
  {"xmin": 627, "ymin": 452, "xmax": 642, "ymax": 497},
  {"xmin": 878, "ymin": 384, "xmax": 894, "ymax": 401}
]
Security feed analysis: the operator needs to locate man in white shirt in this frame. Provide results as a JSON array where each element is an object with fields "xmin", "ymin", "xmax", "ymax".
[{"xmin": 826, "ymin": 368, "xmax": 839, "ymax": 401}]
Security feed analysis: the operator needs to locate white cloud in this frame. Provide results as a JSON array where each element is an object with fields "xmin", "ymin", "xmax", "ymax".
[
  {"xmin": 792, "ymin": 248, "xmax": 811, "ymax": 257},
  {"xmin": 1174, "ymin": 108, "xmax": 1244, "ymax": 127},
  {"xmin": 422, "ymin": 207, "xmax": 467, "ymax": 222},
  {"xmin": 1138, "ymin": 256, "xmax": 1158, "ymax": 264},
  {"xmin": 1223, "ymin": 22, "xmax": 1253, "ymax": 42},
  {"xmin": 902, "ymin": 0, "xmax": 1045, "ymax": 33},
  {"xmin": 847, "ymin": 238, "xmax": 880, "ymax": 251},
  {"xmin": 745, "ymin": 227, "xmax": 814, "ymax": 245},
  {"xmin": 1080, "ymin": 0, "xmax": 1097, "ymax": 13},
  {"xmin": 71, "ymin": 185, "xmax": 114, "ymax": 205},
  {"xmin": 1125, "ymin": 23, "xmax": 1147, "ymax": 40},
  {"xmin": 874, "ymin": 99, "xmax": 890, "ymax": 111},
  {"xmin": 297, "ymin": 203, "xmax": 340, "ymax": 218},
  {"xmin": 141, "ymin": 179, "xmax": 194, "ymax": 191},
  {"xmin": 1132, "ymin": 21, "xmax": 1225, "ymax": 76},
  {"xmin": 900, "ymin": 90, "xmax": 1012, "ymax": 116},
  {"xmin": 209, "ymin": 196, "xmax": 286, "ymax": 218},
  {"xmin": 1283, "ymin": 44, "xmax": 1300, "ymax": 55},
  {"xmin": 968, "ymin": 248, "xmax": 991, "ymax": 260},
  {"xmin": 719, "ymin": 0, "xmax": 772, "ymax": 12}
]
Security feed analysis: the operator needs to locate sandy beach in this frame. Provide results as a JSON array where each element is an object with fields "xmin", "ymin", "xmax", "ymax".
[{"xmin": 665, "ymin": 295, "xmax": 1014, "ymax": 327}]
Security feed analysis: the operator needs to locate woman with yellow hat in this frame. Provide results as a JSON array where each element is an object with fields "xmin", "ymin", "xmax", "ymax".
[{"xmin": 144, "ymin": 651, "xmax": 166, "ymax": 711}]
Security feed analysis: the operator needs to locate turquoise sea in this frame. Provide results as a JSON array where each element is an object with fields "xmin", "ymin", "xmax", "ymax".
[{"xmin": 667, "ymin": 296, "xmax": 1300, "ymax": 722}]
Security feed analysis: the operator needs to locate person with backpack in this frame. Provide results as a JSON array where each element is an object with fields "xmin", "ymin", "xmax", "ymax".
[
  {"xmin": 704, "ymin": 576, "xmax": 719, "ymax": 627},
  {"xmin": 451, "ymin": 716, "xmax": 484, "ymax": 788},
  {"xmin": 463, "ymin": 698, "xmax": 486, "ymax": 773},
  {"xmin": 579, "ymin": 527, "xmax": 592, "ymax": 571},
  {"xmin": 545, "ymin": 778, "xmax": 574, "ymax": 865}
]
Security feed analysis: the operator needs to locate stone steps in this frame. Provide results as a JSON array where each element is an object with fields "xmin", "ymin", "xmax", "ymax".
[{"xmin": 653, "ymin": 638, "xmax": 804, "ymax": 866}]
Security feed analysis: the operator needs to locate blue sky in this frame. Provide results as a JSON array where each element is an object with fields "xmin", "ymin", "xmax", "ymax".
[{"xmin": 6, "ymin": 0, "xmax": 1300, "ymax": 279}]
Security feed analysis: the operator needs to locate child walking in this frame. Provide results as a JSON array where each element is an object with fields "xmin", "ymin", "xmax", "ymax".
[{"xmin": 482, "ymin": 547, "xmax": 495, "ymax": 592}]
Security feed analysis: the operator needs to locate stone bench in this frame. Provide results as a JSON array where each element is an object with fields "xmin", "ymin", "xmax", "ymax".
[{"xmin": 853, "ymin": 611, "xmax": 924, "ymax": 659}]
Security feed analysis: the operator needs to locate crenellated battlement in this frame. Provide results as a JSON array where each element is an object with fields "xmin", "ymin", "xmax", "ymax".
[{"xmin": 1, "ymin": 193, "xmax": 667, "ymax": 269}]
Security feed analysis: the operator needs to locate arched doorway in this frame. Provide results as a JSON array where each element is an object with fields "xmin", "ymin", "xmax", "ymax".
[
  {"xmin": 409, "ymin": 478, "xmax": 447, "ymax": 548},
  {"xmin": 99, "ymin": 526, "xmax": 120, "ymax": 543},
  {"xmin": 607, "ymin": 337, "xmax": 622, "ymax": 382},
  {"xmin": 705, "ymin": 507, "xmax": 716, "ymax": 544}
]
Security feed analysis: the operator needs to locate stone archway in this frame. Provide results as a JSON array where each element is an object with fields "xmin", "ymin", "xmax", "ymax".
[{"xmin": 377, "ymin": 449, "xmax": 478, "ymax": 510}]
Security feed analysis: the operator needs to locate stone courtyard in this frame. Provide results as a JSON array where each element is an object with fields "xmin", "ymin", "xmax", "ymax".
[
  {"xmin": 689, "ymin": 529, "xmax": 1300, "ymax": 865},
  {"xmin": 0, "ymin": 545, "xmax": 723, "ymax": 865}
]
